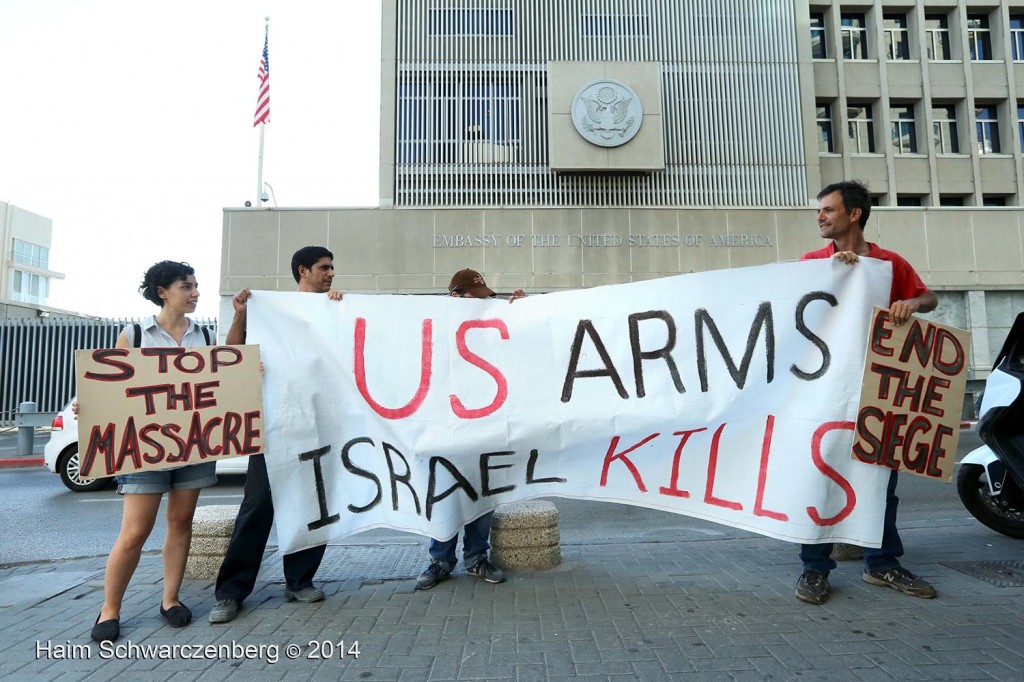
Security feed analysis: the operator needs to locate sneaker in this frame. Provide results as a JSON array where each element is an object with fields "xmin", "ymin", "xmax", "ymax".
[
  {"xmin": 466, "ymin": 557, "xmax": 505, "ymax": 584},
  {"xmin": 208, "ymin": 598, "xmax": 240, "ymax": 624},
  {"xmin": 284, "ymin": 586, "xmax": 325, "ymax": 603},
  {"xmin": 795, "ymin": 569, "xmax": 830, "ymax": 604},
  {"xmin": 415, "ymin": 560, "xmax": 452, "ymax": 590},
  {"xmin": 863, "ymin": 566, "xmax": 936, "ymax": 598}
]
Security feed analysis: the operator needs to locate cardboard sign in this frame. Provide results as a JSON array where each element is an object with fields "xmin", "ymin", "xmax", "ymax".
[
  {"xmin": 853, "ymin": 308, "xmax": 971, "ymax": 482},
  {"xmin": 248, "ymin": 259, "xmax": 902, "ymax": 554},
  {"xmin": 75, "ymin": 344, "xmax": 264, "ymax": 479}
]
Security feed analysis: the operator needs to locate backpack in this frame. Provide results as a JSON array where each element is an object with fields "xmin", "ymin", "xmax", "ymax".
[{"xmin": 131, "ymin": 322, "xmax": 212, "ymax": 348}]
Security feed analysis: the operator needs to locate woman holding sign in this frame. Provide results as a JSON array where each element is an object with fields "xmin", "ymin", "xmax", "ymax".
[{"xmin": 88, "ymin": 261, "xmax": 216, "ymax": 643}]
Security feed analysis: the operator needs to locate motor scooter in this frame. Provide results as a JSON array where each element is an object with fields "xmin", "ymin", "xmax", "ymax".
[{"xmin": 957, "ymin": 312, "xmax": 1024, "ymax": 539}]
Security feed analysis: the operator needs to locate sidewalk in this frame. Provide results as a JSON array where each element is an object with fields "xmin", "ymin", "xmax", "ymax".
[
  {"xmin": 0, "ymin": 427, "xmax": 46, "ymax": 469},
  {"xmin": 1, "ymin": 516, "xmax": 1022, "ymax": 681}
]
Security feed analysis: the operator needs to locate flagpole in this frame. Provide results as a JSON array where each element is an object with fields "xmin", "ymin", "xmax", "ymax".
[{"xmin": 255, "ymin": 17, "xmax": 269, "ymax": 206}]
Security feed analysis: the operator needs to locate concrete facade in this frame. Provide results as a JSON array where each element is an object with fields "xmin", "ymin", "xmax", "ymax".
[{"xmin": 220, "ymin": 0, "xmax": 1024, "ymax": 385}]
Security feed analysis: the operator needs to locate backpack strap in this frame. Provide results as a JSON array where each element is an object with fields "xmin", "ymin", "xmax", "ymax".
[
  {"xmin": 201, "ymin": 326, "xmax": 212, "ymax": 345},
  {"xmin": 132, "ymin": 323, "xmax": 142, "ymax": 349}
]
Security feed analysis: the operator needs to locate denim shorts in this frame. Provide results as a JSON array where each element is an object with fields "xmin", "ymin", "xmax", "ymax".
[{"xmin": 116, "ymin": 462, "xmax": 217, "ymax": 495}]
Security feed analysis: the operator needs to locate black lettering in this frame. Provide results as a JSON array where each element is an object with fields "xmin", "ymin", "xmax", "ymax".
[
  {"xmin": 383, "ymin": 441, "xmax": 421, "ymax": 514},
  {"xmin": 480, "ymin": 451, "xmax": 516, "ymax": 496},
  {"xmin": 301, "ymin": 445, "xmax": 340, "ymax": 530},
  {"xmin": 696, "ymin": 302, "xmax": 775, "ymax": 392},
  {"xmin": 628, "ymin": 310, "xmax": 684, "ymax": 398},
  {"xmin": 526, "ymin": 448, "xmax": 567, "ymax": 485},
  {"xmin": 221, "ymin": 412, "xmax": 243, "ymax": 455},
  {"xmin": 933, "ymin": 329, "xmax": 965, "ymax": 375},
  {"xmin": 561, "ymin": 319, "xmax": 628, "ymax": 402},
  {"xmin": 341, "ymin": 437, "xmax": 383, "ymax": 513},
  {"xmin": 899, "ymin": 320, "xmax": 934, "ymax": 366},
  {"xmin": 161, "ymin": 423, "xmax": 186, "ymax": 463},
  {"xmin": 201, "ymin": 417, "xmax": 224, "ymax": 456},
  {"xmin": 139, "ymin": 423, "xmax": 166, "ymax": 464},
  {"xmin": 790, "ymin": 291, "xmax": 837, "ymax": 381},
  {"xmin": 210, "ymin": 346, "xmax": 243, "ymax": 372},
  {"xmin": 425, "ymin": 457, "xmax": 478, "ymax": 521},
  {"xmin": 113, "ymin": 416, "xmax": 142, "ymax": 473}
]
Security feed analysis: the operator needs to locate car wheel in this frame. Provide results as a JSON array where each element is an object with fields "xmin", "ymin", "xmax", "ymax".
[{"xmin": 57, "ymin": 446, "xmax": 112, "ymax": 493}]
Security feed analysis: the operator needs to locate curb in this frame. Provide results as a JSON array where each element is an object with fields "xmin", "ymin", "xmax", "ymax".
[{"xmin": 0, "ymin": 458, "xmax": 44, "ymax": 469}]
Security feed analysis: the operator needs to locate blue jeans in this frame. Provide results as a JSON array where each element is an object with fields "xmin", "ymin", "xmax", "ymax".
[
  {"xmin": 800, "ymin": 469, "xmax": 904, "ymax": 574},
  {"xmin": 428, "ymin": 511, "xmax": 494, "ymax": 568}
]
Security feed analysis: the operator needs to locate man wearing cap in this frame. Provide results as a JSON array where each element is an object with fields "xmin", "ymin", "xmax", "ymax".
[
  {"xmin": 795, "ymin": 180, "xmax": 938, "ymax": 606},
  {"xmin": 415, "ymin": 268, "xmax": 525, "ymax": 590}
]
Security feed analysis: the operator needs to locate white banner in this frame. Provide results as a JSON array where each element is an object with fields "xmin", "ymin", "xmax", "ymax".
[{"xmin": 249, "ymin": 259, "xmax": 893, "ymax": 554}]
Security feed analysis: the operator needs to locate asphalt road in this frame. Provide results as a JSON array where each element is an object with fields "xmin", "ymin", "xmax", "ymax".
[{"xmin": 0, "ymin": 429, "xmax": 987, "ymax": 567}]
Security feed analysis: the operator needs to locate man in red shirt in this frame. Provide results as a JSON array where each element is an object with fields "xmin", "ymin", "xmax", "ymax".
[{"xmin": 796, "ymin": 180, "xmax": 938, "ymax": 605}]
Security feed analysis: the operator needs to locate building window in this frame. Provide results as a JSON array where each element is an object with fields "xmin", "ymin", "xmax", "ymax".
[
  {"xmin": 1018, "ymin": 103, "xmax": 1024, "ymax": 152},
  {"xmin": 884, "ymin": 14, "xmax": 910, "ymax": 60},
  {"xmin": 976, "ymin": 105, "xmax": 1001, "ymax": 154},
  {"xmin": 11, "ymin": 238, "xmax": 49, "ymax": 269},
  {"xmin": 427, "ymin": 7, "xmax": 513, "ymax": 36},
  {"xmin": 967, "ymin": 15, "xmax": 993, "ymax": 61},
  {"xmin": 847, "ymin": 103, "xmax": 876, "ymax": 153},
  {"xmin": 810, "ymin": 13, "xmax": 827, "ymax": 58},
  {"xmin": 1012, "ymin": 16, "xmax": 1024, "ymax": 61},
  {"xmin": 925, "ymin": 15, "xmax": 951, "ymax": 60},
  {"xmin": 841, "ymin": 14, "xmax": 868, "ymax": 59},
  {"xmin": 983, "ymin": 195, "xmax": 1007, "ymax": 206},
  {"xmin": 10, "ymin": 269, "xmax": 48, "ymax": 305},
  {"xmin": 890, "ymin": 105, "xmax": 917, "ymax": 153},
  {"xmin": 580, "ymin": 14, "xmax": 649, "ymax": 37},
  {"xmin": 817, "ymin": 102, "xmax": 834, "ymax": 152},
  {"xmin": 939, "ymin": 195, "xmax": 965, "ymax": 206},
  {"xmin": 932, "ymin": 106, "xmax": 960, "ymax": 154},
  {"xmin": 896, "ymin": 195, "xmax": 923, "ymax": 206},
  {"xmin": 397, "ymin": 80, "xmax": 521, "ymax": 164}
]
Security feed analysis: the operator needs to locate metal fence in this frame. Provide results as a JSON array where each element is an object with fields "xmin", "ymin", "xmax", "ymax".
[{"xmin": 0, "ymin": 317, "xmax": 217, "ymax": 426}]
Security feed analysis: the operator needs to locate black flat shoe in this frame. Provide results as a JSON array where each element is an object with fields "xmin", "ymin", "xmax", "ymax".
[
  {"xmin": 159, "ymin": 602, "xmax": 192, "ymax": 628},
  {"xmin": 90, "ymin": 613, "xmax": 119, "ymax": 643}
]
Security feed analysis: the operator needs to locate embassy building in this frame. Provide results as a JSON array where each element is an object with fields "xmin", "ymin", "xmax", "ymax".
[{"xmin": 221, "ymin": 0, "xmax": 1024, "ymax": 388}]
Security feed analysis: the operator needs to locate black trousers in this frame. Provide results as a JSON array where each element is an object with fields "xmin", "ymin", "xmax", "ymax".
[{"xmin": 214, "ymin": 453, "xmax": 326, "ymax": 603}]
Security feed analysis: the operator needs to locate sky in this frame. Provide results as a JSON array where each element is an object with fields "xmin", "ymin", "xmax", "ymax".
[{"xmin": 0, "ymin": 0, "xmax": 382, "ymax": 319}]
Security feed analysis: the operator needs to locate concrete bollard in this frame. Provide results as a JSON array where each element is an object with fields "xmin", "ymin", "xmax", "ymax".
[
  {"xmin": 490, "ymin": 500, "xmax": 561, "ymax": 571},
  {"xmin": 185, "ymin": 505, "xmax": 239, "ymax": 579},
  {"xmin": 17, "ymin": 401, "xmax": 36, "ymax": 456},
  {"xmin": 832, "ymin": 542, "xmax": 864, "ymax": 561}
]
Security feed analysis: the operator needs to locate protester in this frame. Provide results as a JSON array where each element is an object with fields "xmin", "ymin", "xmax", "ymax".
[
  {"xmin": 209, "ymin": 246, "xmax": 342, "ymax": 624},
  {"xmin": 415, "ymin": 268, "xmax": 525, "ymax": 591},
  {"xmin": 88, "ymin": 261, "xmax": 216, "ymax": 643},
  {"xmin": 795, "ymin": 180, "xmax": 938, "ymax": 605}
]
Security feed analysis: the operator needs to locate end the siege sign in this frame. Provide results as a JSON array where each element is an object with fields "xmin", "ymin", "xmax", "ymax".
[
  {"xmin": 74, "ymin": 345, "xmax": 264, "ymax": 480},
  {"xmin": 853, "ymin": 308, "xmax": 971, "ymax": 482}
]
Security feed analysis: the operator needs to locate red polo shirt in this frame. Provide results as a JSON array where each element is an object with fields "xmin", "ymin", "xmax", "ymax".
[{"xmin": 801, "ymin": 241, "xmax": 929, "ymax": 306}]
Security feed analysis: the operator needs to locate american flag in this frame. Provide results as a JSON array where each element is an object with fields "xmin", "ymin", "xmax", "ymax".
[{"xmin": 253, "ymin": 29, "xmax": 270, "ymax": 126}]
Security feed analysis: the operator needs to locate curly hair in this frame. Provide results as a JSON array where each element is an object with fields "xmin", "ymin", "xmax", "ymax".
[{"xmin": 139, "ymin": 261, "xmax": 195, "ymax": 306}]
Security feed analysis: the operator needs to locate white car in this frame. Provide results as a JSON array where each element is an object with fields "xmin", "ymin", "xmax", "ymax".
[{"xmin": 44, "ymin": 400, "xmax": 249, "ymax": 492}]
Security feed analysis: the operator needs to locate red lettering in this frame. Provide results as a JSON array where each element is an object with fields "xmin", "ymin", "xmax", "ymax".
[
  {"xmin": 202, "ymin": 417, "xmax": 224, "ymax": 456},
  {"xmin": 221, "ymin": 412, "xmax": 243, "ymax": 455},
  {"xmin": 82, "ymin": 423, "xmax": 115, "ymax": 477},
  {"xmin": 194, "ymin": 381, "xmax": 220, "ymax": 409},
  {"xmin": 704, "ymin": 423, "xmax": 743, "ymax": 511},
  {"xmin": 84, "ymin": 349, "xmax": 135, "ymax": 382},
  {"xmin": 139, "ymin": 423, "xmax": 165, "ymax": 464},
  {"xmin": 242, "ymin": 411, "xmax": 262, "ymax": 454},
  {"xmin": 806, "ymin": 421, "xmax": 857, "ymax": 526},
  {"xmin": 354, "ymin": 317, "xmax": 433, "ymax": 419},
  {"xmin": 753, "ymin": 415, "xmax": 788, "ymax": 521},
  {"xmin": 599, "ymin": 433, "xmax": 658, "ymax": 490},
  {"xmin": 113, "ymin": 416, "xmax": 142, "ymax": 473},
  {"xmin": 869, "ymin": 311, "xmax": 894, "ymax": 357},
  {"xmin": 182, "ymin": 412, "xmax": 207, "ymax": 461},
  {"xmin": 210, "ymin": 346, "xmax": 243, "ymax": 372},
  {"xmin": 658, "ymin": 428, "xmax": 706, "ymax": 498},
  {"xmin": 449, "ymin": 319, "xmax": 510, "ymax": 419}
]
